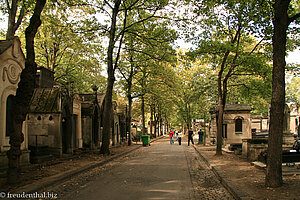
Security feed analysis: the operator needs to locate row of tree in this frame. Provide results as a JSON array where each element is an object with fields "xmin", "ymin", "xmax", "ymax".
[{"xmin": 1, "ymin": 0, "xmax": 299, "ymax": 188}]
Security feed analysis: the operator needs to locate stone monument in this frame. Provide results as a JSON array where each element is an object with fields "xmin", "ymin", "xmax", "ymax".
[{"xmin": 283, "ymin": 104, "xmax": 294, "ymax": 147}]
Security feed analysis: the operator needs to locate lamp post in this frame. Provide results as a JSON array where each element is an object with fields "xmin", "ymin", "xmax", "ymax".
[
  {"xmin": 92, "ymin": 85, "xmax": 98, "ymax": 102},
  {"xmin": 92, "ymin": 85, "xmax": 99, "ymax": 148}
]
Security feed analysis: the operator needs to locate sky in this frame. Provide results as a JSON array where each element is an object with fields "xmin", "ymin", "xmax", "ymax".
[{"xmin": 286, "ymin": 49, "xmax": 300, "ymax": 65}]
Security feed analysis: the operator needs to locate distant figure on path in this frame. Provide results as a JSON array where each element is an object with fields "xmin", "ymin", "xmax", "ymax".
[
  {"xmin": 188, "ymin": 128, "xmax": 194, "ymax": 146},
  {"xmin": 176, "ymin": 130, "xmax": 183, "ymax": 145},
  {"xmin": 198, "ymin": 128, "xmax": 204, "ymax": 144},
  {"xmin": 169, "ymin": 129, "xmax": 174, "ymax": 144}
]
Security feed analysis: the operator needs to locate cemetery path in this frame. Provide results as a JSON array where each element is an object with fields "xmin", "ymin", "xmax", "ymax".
[
  {"xmin": 38, "ymin": 137, "xmax": 233, "ymax": 200},
  {"xmin": 1, "ymin": 136, "xmax": 300, "ymax": 199},
  {"xmin": 0, "ymin": 142, "xmax": 142, "ymax": 193}
]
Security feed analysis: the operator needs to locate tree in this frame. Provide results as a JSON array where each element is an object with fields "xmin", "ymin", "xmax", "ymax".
[
  {"xmin": 99, "ymin": 0, "xmax": 173, "ymax": 155},
  {"xmin": 187, "ymin": 0, "xmax": 273, "ymax": 155},
  {"xmin": 99, "ymin": 0, "xmax": 122, "ymax": 155},
  {"xmin": 287, "ymin": 76, "xmax": 300, "ymax": 107},
  {"xmin": 4, "ymin": 0, "xmax": 27, "ymax": 39},
  {"xmin": 173, "ymin": 51, "xmax": 217, "ymax": 134},
  {"xmin": 225, "ymin": 69, "xmax": 272, "ymax": 116},
  {"xmin": 118, "ymin": 45, "xmax": 137, "ymax": 145},
  {"xmin": 35, "ymin": 2, "xmax": 106, "ymax": 93},
  {"xmin": 266, "ymin": 0, "xmax": 300, "ymax": 188},
  {"xmin": 174, "ymin": 57, "xmax": 197, "ymax": 130},
  {"xmin": 117, "ymin": 14, "xmax": 177, "ymax": 143},
  {"xmin": 4, "ymin": 0, "xmax": 46, "ymax": 184}
]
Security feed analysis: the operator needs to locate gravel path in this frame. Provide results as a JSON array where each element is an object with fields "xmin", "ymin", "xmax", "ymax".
[
  {"xmin": 34, "ymin": 138, "xmax": 234, "ymax": 200},
  {"xmin": 185, "ymin": 147, "xmax": 233, "ymax": 200}
]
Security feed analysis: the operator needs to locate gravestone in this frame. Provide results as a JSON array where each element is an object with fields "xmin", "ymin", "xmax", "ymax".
[{"xmin": 283, "ymin": 104, "xmax": 294, "ymax": 146}]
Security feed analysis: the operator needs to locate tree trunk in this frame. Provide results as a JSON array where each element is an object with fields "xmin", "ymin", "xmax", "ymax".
[
  {"xmin": 216, "ymin": 96, "xmax": 224, "ymax": 155},
  {"xmin": 124, "ymin": 105, "xmax": 127, "ymax": 142},
  {"xmin": 154, "ymin": 105, "xmax": 158, "ymax": 138},
  {"xmin": 203, "ymin": 113, "xmax": 206, "ymax": 146},
  {"xmin": 154, "ymin": 115, "xmax": 157, "ymax": 138},
  {"xmin": 150, "ymin": 103, "xmax": 154, "ymax": 137},
  {"xmin": 7, "ymin": 0, "xmax": 46, "ymax": 184},
  {"xmin": 187, "ymin": 103, "xmax": 191, "ymax": 129},
  {"xmin": 127, "ymin": 95, "xmax": 132, "ymax": 146},
  {"xmin": 141, "ymin": 96, "xmax": 146, "ymax": 135},
  {"xmin": 112, "ymin": 113, "xmax": 115, "ymax": 146},
  {"xmin": 216, "ymin": 49, "xmax": 230, "ymax": 156},
  {"xmin": 100, "ymin": 0, "xmax": 121, "ymax": 155},
  {"xmin": 141, "ymin": 95, "xmax": 146, "ymax": 135},
  {"xmin": 165, "ymin": 114, "xmax": 168, "ymax": 134},
  {"xmin": 265, "ymin": 0, "xmax": 290, "ymax": 187},
  {"xmin": 100, "ymin": 78, "xmax": 114, "ymax": 155},
  {"xmin": 216, "ymin": 67, "xmax": 224, "ymax": 155},
  {"xmin": 6, "ymin": 0, "xmax": 25, "ymax": 40},
  {"xmin": 159, "ymin": 111, "xmax": 163, "ymax": 136},
  {"xmin": 126, "ymin": 52, "xmax": 135, "ymax": 146}
]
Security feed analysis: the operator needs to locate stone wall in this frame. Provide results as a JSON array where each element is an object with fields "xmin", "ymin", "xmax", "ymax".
[
  {"xmin": 26, "ymin": 113, "xmax": 62, "ymax": 157},
  {"xmin": 242, "ymin": 139, "xmax": 294, "ymax": 162}
]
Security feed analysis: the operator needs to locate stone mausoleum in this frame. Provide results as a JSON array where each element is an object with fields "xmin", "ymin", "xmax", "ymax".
[
  {"xmin": 24, "ymin": 67, "xmax": 83, "ymax": 162},
  {"xmin": 0, "ymin": 37, "xmax": 30, "ymax": 168},
  {"xmin": 210, "ymin": 103, "xmax": 252, "ymax": 148}
]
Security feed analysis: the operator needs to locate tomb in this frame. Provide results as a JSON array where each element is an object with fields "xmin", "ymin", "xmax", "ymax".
[
  {"xmin": 209, "ymin": 103, "xmax": 252, "ymax": 149},
  {"xmin": 0, "ymin": 37, "xmax": 29, "ymax": 168},
  {"xmin": 24, "ymin": 67, "xmax": 83, "ymax": 162}
]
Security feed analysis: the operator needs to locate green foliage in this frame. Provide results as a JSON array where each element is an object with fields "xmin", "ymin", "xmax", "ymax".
[
  {"xmin": 0, "ymin": 0, "xmax": 106, "ymax": 93},
  {"xmin": 33, "ymin": 1, "xmax": 106, "ymax": 93},
  {"xmin": 287, "ymin": 76, "xmax": 300, "ymax": 106},
  {"xmin": 170, "ymin": 51, "xmax": 217, "ymax": 128},
  {"xmin": 185, "ymin": 0, "xmax": 273, "ymax": 117},
  {"xmin": 115, "ymin": 1, "xmax": 179, "ymax": 127},
  {"xmin": 1, "ymin": 0, "xmax": 297, "ymax": 128}
]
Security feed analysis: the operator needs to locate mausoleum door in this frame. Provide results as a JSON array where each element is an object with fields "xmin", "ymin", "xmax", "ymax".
[
  {"xmin": 92, "ymin": 108, "xmax": 99, "ymax": 147},
  {"xmin": 72, "ymin": 115, "xmax": 77, "ymax": 148},
  {"xmin": 62, "ymin": 105, "xmax": 72, "ymax": 154},
  {"xmin": 222, "ymin": 124, "xmax": 227, "ymax": 138},
  {"xmin": 116, "ymin": 122, "xmax": 119, "ymax": 144},
  {"xmin": 6, "ymin": 95, "xmax": 15, "ymax": 137}
]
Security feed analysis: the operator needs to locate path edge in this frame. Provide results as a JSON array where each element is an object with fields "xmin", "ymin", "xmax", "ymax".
[{"xmin": 193, "ymin": 146, "xmax": 252, "ymax": 200}]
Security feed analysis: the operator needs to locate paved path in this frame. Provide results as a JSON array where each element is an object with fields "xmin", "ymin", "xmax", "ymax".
[{"xmin": 44, "ymin": 137, "xmax": 233, "ymax": 200}]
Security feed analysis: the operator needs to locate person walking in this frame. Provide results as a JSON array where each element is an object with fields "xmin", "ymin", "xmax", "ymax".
[
  {"xmin": 188, "ymin": 128, "xmax": 194, "ymax": 146},
  {"xmin": 169, "ymin": 129, "xmax": 174, "ymax": 144},
  {"xmin": 198, "ymin": 128, "xmax": 204, "ymax": 144},
  {"xmin": 176, "ymin": 130, "xmax": 183, "ymax": 145}
]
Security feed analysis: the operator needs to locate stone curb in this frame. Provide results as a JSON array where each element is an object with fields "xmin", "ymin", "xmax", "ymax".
[
  {"xmin": 13, "ymin": 136, "xmax": 163, "ymax": 194},
  {"xmin": 251, "ymin": 161, "xmax": 266, "ymax": 171},
  {"xmin": 193, "ymin": 146, "xmax": 251, "ymax": 200}
]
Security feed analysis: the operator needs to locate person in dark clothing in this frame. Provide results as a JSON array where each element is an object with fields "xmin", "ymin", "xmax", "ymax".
[
  {"xmin": 198, "ymin": 128, "xmax": 204, "ymax": 144},
  {"xmin": 188, "ymin": 128, "xmax": 194, "ymax": 146}
]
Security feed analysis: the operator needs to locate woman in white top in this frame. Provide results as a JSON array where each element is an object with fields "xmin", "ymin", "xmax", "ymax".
[{"xmin": 176, "ymin": 130, "xmax": 183, "ymax": 145}]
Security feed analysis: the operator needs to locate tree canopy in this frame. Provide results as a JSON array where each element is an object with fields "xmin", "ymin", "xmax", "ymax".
[{"xmin": 1, "ymin": 0, "xmax": 299, "ymax": 187}]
